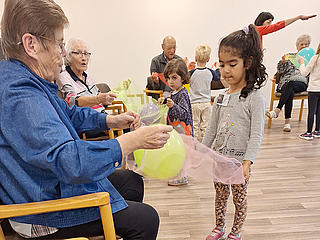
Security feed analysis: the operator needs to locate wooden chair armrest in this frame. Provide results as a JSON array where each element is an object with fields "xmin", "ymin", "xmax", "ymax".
[
  {"xmin": 0, "ymin": 192, "xmax": 110, "ymax": 219},
  {"xmin": 144, "ymin": 89, "xmax": 163, "ymax": 94}
]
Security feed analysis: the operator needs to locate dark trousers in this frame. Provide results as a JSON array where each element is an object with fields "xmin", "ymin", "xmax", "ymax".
[
  {"xmin": 307, "ymin": 92, "xmax": 320, "ymax": 133},
  {"xmin": 38, "ymin": 170, "xmax": 159, "ymax": 240},
  {"xmin": 277, "ymin": 81, "xmax": 307, "ymax": 119}
]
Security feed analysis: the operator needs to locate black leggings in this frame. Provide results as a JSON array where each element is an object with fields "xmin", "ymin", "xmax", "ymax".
[
  {"xmin": 307, "ymin": 92, "xmax": 320, "ymax": 133},
  {"xmin": 37, "ymin": 170, "xmax": 159, "ymax": 240},
  {"xmin": 277, "ymin": 81, "xmax": 307, "ymax": 119}
]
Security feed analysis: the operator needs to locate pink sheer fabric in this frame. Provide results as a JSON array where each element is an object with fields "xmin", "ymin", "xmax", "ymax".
[
  {"xmin": 128, "ymin": 133, "xmax": 244, "ymax": 185},
  {"xmin": 180, "ymin": 135, "xmax": 244, "ymax": 184}
]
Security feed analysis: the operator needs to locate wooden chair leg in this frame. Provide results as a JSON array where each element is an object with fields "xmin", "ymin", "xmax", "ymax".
[
  {"xmin": 268, "ymin": 97, "xmax": 275, "ymax": 129},
  {"xmin": 108, "ymin": 130, "xmax": 115, "ymax": 139},
  {"xmin": 82, "ymin": 133, "xmax": 87, "ymax": 141},
  {"xmin": 299, "ymin": 99, "xmax": 304, "ymax": 121},
  {"xmin": 0, "ymin": 225, "xmax": 5, "ymax": 240},
  {"xmin": 99, "ymin": 205, "xmax": 116, "ymax": 240}
]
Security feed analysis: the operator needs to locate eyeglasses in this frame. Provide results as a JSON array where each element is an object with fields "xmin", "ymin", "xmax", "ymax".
[
  {"xmin": 71, "ymin": 51, "xmax": 92, "ymax": 57},
  {"xmin": 31, "ymin": 33, "xmax": 65, "ymax": 54},
  {"xmin": 17, "ymin": 33, "xmax": 65, "ymax": 54}
]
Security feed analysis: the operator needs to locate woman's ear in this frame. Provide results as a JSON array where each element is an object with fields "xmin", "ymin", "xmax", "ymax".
[
  {"xmin": 21, "ymin": 33, "xmax": 40, "ymax": 60},
  {"xmin": 245, "ymin": 56, "xmax": 253, "ymax": 69}
]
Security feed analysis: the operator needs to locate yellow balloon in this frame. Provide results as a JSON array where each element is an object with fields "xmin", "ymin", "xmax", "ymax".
[{"xmin": 133, "ymin": 128, "xmax": 185, "ymax": 179}]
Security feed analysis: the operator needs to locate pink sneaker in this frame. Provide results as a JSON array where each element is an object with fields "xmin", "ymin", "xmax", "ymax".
[
  {"xmin": 206, "ymin": 227, "xmax": 226, "ymax": 240},
  {"xmin": 226, "ymin": 232, "xmax": 242, "ymax": 240}
]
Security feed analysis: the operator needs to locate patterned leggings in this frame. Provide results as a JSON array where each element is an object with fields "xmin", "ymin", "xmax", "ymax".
[{"xmin": 214, "ymin": 178, "xmax": 249, "ymax": 234}]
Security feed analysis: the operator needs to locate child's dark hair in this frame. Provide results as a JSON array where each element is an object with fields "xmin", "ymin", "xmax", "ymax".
[
  {"xmin": 164, "ymin": 58, "xmax": 190, "ymax": 84},
  {"xmin": 219, "ymin": 24, "xmax": 267, "ymax": 98},
  {"xmin": 254, "ymin": 12, "xmax": 274, "ymax": 26}
]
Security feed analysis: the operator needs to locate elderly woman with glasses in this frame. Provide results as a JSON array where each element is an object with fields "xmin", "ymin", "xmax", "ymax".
[
  {"xmin": 57, "ymin": 38, "xmax": 116, "ymax": 112},
  {"xmin": 0, "ymin": 0, "xmax": 172, "ymax": 239},
  {"xmin": 266, "ymin": 34, "xmax": 311, "ymax": 132}
]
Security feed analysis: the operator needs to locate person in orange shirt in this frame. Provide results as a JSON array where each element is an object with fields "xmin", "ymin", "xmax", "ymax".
[{"xmin": 254, "ymin": 12, "xmax": 316, "ymax": 48}]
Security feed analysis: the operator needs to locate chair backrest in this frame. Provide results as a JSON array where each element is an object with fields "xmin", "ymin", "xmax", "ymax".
[
  {"xmin": 96, "ymin": 83, "xmax": 111, "ymax": 93},
  {"xmin": 0, "ymin": 193, "xmax": 116, "ymax": 240}
]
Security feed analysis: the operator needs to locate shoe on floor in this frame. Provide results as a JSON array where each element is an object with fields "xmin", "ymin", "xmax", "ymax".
[
  {"xmin": 265, "ymin": 110, "xmax": 278, "ymax": 119},
  {"xmin": 168, "ymin": 176, "xmax": 189, "ymax": 186},
  {"xmin": 283, "ymin": 123, "xmax": 291, "ymax": 132},
  {"xmin": 206, "ymin": 227, "xmax": 226, "ymax": 240},
  {"xmin": 226, "ymin": 232, "xmax": 242, "ymax": 240},
  {"xmin": 312, "ymin": 130, "xmax": 320, "ymax": 138},
  {"xmin": 299, "ymin": 132, "xmax": 313, "ymax": 140}
]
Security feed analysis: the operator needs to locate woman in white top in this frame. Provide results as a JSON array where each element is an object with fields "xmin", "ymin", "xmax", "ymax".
[{"xmin": 298, "ymin": 43, "xmax": 320, "ymax": 140}]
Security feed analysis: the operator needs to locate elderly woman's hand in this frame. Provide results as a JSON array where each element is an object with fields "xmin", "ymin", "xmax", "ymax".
[
  {"xmin": 116, "ymin": 125, "xmax": 173, "ymax": 157},
  {"xmin": 297, "ymin": 55, "xmax": 305, "ymax": 65},
  {"xmin": 299, "ymin": 15, "xmax": 317, "ymax": 21},
  {"xmin": 106, "ymin": 111, "xmax": 138, "ymax": 130},
  {"xmin": 97, "ymin": 93, "xmax": 117, "ymax": 105}
]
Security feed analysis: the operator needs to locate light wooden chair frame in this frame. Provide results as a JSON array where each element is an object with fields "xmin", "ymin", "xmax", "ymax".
[
  {"xmin": 268, "ymin": 76, "xmax": 308, "ymax": 128},
  {"xmin": 0, "ymin": 192, "xmax": 116, "ymax": 240},
  {"xmin": 144, "ymin": 89, "xmax": 163, "ymax": 98}
]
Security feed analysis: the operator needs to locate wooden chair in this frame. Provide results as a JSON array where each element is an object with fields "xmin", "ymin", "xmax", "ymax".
[
  {"xmin": 80, "ymin": 83, "xmax": 125, "ymax": 140},
  {"xmin": 144, "ymin": 89, "xmax": 163, "ymax": 98},
  {"xmin": 268, "ymin": 76, "xmax": 308, "ymax": 128},
  {"xmin": 0, "ymin": 192, "xmax": 116, "ymax": 240}
]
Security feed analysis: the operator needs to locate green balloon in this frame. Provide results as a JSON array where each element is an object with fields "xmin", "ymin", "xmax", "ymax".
[{"xmin": 133, "ymin": 128, "xmax": 185, "ymax": 179}]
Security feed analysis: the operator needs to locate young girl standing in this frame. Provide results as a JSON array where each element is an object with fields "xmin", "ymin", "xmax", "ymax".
[
  {"xmin": 203, "ymin": 25, "xmax": 267, "ymax": 240},
  {"xmin": 298, "ymin": 43, "xmax": 320, "ymax": 140},
  {"xmin": 158, "ymin": 58, "xmax": 193, "ymax": 186}
]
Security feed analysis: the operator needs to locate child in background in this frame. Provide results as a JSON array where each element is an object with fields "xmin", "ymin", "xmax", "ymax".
[
  {"xmin": 189, "ymin": 44, "xmax": 220, "ymax": 142},
  {"xmin": 158, "ymin": 58, "xmax": 193, "ymax": 186},
  {"xmin": 298, "ymin": 43, "xmax": 320, "ymax": 140},
  {"xmin": 203, "ymin": 25, "xmax": 267, "ymax": 240}
]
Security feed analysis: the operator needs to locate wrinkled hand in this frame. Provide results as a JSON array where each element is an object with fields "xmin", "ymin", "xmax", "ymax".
[
  {"xmin": 166, "ymin": 98, "xmax": 174, "ymax": 108},
  {"xmin": 243, "ymin": 160, "xmax": 251, "ymax": 181},
  {"xmin": 135, "ymin": 125, "xmax": 173, "ymax": 149},
  {"xmin": 106, "ymin": 111, "xmax": 139, "ymax": 129},
  {"xmin": 151, "ymin": 72, "xmax": 159, "ymax": 84},
  {"xmin": 297, "ymin": 55, "xmax": 305, "ymax": 65},
  {"xmin": 126, "ymin": 111, "xmax": 141, "ymax": 130},
  {"xmin": 98, "ymin": 93, "xmax": 117, "ymax": 105},
  {"xmin": 300, "ymin": 14, "xmax": 317, "ymax": 21}
]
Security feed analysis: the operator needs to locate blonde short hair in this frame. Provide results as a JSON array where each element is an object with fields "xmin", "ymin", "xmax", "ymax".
[
  {"xmin": 1, "ymin": 0, "xmax": 68, "ymax": 61},
  {"xmin": 296, "ymin": 34, "xmax": 311, "ymax": 49},
  {"xmin": 195, "ymin": 44, "xmax": 211, "ymax": 63}
]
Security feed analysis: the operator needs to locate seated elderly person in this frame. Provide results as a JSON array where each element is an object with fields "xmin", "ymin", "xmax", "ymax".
[
  {"xmin": 266, "ymin": 34, "xmax": 310, "ymax": 132},
  {"xmin": 57, "ymin": 38, "xmax": 115, "ymax": 112},
  {"xmin": 0, "ymin": 0, "xmax": 172, "ymax": 239},
  {"xmin": 146, "ymin": 35, "xmax": 181, "ymax": 99}
]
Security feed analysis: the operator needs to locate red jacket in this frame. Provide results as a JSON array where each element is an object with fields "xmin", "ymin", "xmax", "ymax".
[{"xmin": 255, "ymin": 20, "xmax": 285, "ymax": 48}]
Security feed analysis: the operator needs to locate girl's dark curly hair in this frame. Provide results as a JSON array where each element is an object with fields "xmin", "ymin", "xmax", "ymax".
[{"xmin": 218, "ymin": 24, "xmax": 267, "ymax": 99}]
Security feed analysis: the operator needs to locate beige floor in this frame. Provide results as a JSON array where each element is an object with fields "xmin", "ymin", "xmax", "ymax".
[{"xmin": 143, "ymin": 109, "xmax": 320, "ymax": 240}]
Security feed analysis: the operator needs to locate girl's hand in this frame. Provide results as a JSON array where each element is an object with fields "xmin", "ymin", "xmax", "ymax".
[
  {"xmin": 158, "ymin": 97, "xmax": 165, "ymax": 104},
  {"xmin": 298, "ymin": 55, "xmax": 305, "ymax": 65},
  {"xmin": 166, "ymin": 98, "xmax": 174, "ymax": 108},
  {"xmin": 242, "ymin": 160, "xmax": 251, "ymax": 181}
]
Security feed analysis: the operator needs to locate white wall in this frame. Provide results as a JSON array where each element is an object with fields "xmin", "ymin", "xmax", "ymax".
[{"xmin": 1, "ymin": 0, "xmax": 319, "ymax": 106}]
